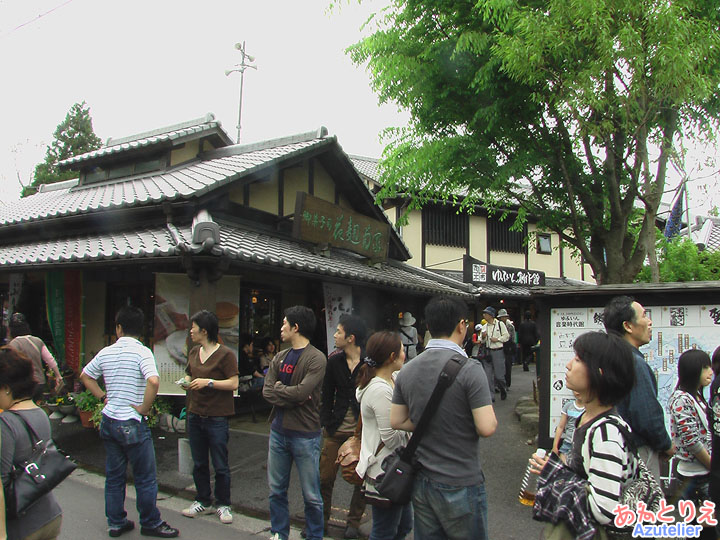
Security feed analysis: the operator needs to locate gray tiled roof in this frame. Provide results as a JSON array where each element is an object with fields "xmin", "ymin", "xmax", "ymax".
[
  {"xmin": 349, "ymin": 155, "xmax": 380, "ymax": 183},
  {"xmin": 57, "ymin": 114, "xmax": 232, "ymax": 169},
  {"xmin": 430, "ymin": 270, "xmax": 591, "ymax": 298},
  {"xmin": 205, "ymin": 224, "xmax": 471, "ymax": 297},
  {"xmin": 0, "ymin": 221, "xmax": 471, "ymax": 298},
  {"xmin": 0, "ymin": 138, "xmax": 332, "ymax": 226},
  {"xmin": 0, "ymin": 226, "xmax": 177, "ymax": 266}
]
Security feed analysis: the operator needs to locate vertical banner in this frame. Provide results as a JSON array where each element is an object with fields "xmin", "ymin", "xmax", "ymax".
[
  {"xmin": 322, "ymin": 283, "xmax": 352, "ymax": 354},
  {"xmin": 63, "ymin": 270, "xmax": 83, "ymax": 371},
  {"xmin": 8, "ymin": 273, "xmax": 23, "ymax": 316},
  {"xmin": 45, "ymin": 271, "xmax": 66, "ymax": 366}
]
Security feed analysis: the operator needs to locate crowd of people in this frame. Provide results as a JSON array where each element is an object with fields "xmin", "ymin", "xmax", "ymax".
[{"xmin": 3, "ymin": 291, "xmax": 720, "ymax": 540}]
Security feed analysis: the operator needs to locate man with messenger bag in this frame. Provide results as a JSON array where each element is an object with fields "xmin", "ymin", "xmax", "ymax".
[{"xmin": 388, "ymin": 296, "xmax": 497, "ymax": 540}]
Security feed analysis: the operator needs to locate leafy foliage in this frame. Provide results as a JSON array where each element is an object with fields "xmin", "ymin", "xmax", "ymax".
[
  {"xmin": 25, "ymin": 101, "xmax": 102, "ymax": 197},
  {"xmin": 637, "ymin": 236, "xmax": 720, "ymax": 282},
  {"xmin": 348, "ymin": 0, "xmax": 720, "ymax": 283}
]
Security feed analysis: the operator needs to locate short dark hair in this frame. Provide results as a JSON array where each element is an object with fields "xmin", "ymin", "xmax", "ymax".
[
  {"xmin": 524, "ymin": 310, "xmax": 532, "ymax": 320},
  {"xmin": 285, "ymin": 306, "xmax": 316, "ymax": 339},
  {"xmin": 424, "ymin": 296, "xmax": 467, "ymax": 338},
  {"xmin": 8, "ymin": 313, "xmax": 31, "ymax": 338},
  {"xmin": 573, "ymin": 331, "xmax": 635, "ymax": 406},
  {"xmin": 677, "ymin": 349, "xmax": 711, "ymax": 394},
  {"xmin": 603, "ymin": 296, "xmax": 636, "ymax": 336},
  {"xmin": 0, "ymin": 346, "xmax": 38, "ymax": 399},
  {"xmin": 338, "ymin": 314, "xmax": 368, "ymax": 348},
  {"xmin": 190, "ymin": 310, "xmax": 219, "ymax": 343},
  {"xmin": 116, "ymin": 306, "xmax": 145, "ymax": 337},
  {"xmin": 260, "ymin": 336, "xmax": 275, "ymax": 352}
]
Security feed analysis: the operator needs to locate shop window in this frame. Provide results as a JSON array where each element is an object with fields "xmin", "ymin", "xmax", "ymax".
[
  {"xmin": 422, "ymin": 205, "xmax": 468, "ymax": 248},
  {"xmin": 488, "ymin": 216, "xmax": 526, "ymax": 254},
  {"xmin": 537, "ymin": 233, "xmax": 552, "ymax": 254},
  {"xmin": 241, "ymin": 286, "xmax": 281, "ymax": 342}
]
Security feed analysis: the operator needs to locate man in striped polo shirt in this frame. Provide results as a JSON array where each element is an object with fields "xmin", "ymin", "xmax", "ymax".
[{"xmin": 80, "ymin": 306, "xmax": 179, "ymax": 539}]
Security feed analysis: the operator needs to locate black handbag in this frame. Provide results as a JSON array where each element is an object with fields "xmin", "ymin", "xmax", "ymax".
[
  {"xmin": 2, "ymin": 411, "xmax": 77, "ymax": 519},
  {"xmin": 375, "ymin": 354, "xmax": 465, "ymax": 504}
]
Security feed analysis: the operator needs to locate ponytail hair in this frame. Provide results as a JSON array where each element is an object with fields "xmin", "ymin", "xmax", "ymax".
[{"xmin": 356, "ymin": 331, "xmax": 403, "ymax": 389}]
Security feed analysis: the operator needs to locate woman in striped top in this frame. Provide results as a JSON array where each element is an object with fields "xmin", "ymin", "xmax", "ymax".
[
  {"xmin": 533, "ymin": 331, "xmax": 637, "ymax": 528},
  {"xmin": 668, "ymin": 349, "xmax": 714, "ymax": 531}
]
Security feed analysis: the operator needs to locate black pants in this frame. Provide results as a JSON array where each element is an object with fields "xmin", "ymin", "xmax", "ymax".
[{"xmin": 520, "ymin": 344, "xmax": 534, "ymax": 370}]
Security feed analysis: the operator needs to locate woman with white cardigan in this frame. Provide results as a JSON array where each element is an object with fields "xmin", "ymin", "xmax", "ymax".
[{"xmin": 355, "ymin": 331, "xmax": 412, "ymax": 540}]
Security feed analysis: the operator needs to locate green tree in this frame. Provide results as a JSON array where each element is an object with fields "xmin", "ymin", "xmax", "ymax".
[
  {"xmin": 25, "ymin": 101, "xmax": 102, "ymax": 197},
  {"xmin": 637, "ymin": 236, "xmax": 720, "ymax": 282},
  {"xmin": 348, "ymin": 0, "xmax": 720, "ymax": 283}
]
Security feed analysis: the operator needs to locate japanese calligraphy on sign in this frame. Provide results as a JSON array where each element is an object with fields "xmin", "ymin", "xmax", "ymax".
[
  {"xmin": 463, "ymin": 255, "xmax": 545, "ymax": 286},
  {"xmin": 293, "ymin": 193, "xmax": 390, "ymax": 261}
]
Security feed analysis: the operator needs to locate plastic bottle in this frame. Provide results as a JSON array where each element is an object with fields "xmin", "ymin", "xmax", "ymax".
[{"xmin": 518, "ymin": 448, "xmax": 547, "ymax": 506}]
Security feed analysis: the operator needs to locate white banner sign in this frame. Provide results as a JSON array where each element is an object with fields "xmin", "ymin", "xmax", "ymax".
[{"xmin": 323, "ymin": 283, "xmax": 352, "ymax": 354}]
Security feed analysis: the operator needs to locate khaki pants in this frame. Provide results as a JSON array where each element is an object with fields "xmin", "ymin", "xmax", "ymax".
[{"xmin": 319, "ymin": 430, "xmax": 366, "ymax": 529}]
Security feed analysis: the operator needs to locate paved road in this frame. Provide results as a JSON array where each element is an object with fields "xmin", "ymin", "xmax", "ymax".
[{"xmin": 55, "ymin": 469, "xmax": 304, "ymax": 540}]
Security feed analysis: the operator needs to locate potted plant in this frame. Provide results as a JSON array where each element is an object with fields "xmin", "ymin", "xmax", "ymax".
[
  {"xmin": 75, "ymin": 390, "xmax": 102, "ymax": 428},
  {"xmin": 146, "ymin": 397, "xmax": 173, "ymax": 428},
  {"xmin": 57, "ymin": 394, "xmax": 76, "ymax": 415}
]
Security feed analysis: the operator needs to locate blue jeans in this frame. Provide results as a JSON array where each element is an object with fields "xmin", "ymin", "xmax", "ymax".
[
  {"xmin": 187, "ymin": 413, "xmax": 231, "ymax": 506},
  {"xmin": 370, "ymin": 502, "xmax": 413, "ymax": 540},
  {"xmin": 267, "ymin": 430, "xmax": 323, "ymax": 540},
  {"xmin": 99, "ymin": 415, "xmax": 163, "ymax": 529},
  {"xmin": 412, "ymin": 472, "xmax": 488, "ymax": 540}
]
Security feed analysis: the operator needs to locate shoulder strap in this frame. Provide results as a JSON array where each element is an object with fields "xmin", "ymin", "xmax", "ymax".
[
  {"xmin": 4, "ymin": 410, "xmax": 42, "ymax": 447},
  {"xmin": 586, "ymin": 414, "xmax": 638, "ymax": 459},
  {"xmin": 21, "ymin": 335, "xmax": 42, "ymax": 355},
  {"xmin": 402, "ymin": 353, "xmax": 466, "ymax": 460}
]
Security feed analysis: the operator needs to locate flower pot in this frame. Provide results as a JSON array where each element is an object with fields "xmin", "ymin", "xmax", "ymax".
[
  {"xmin": 77, "ymin": 409, "xmax": 94, "ymax": 428},
  {"xmin": 59, "ymin": 404, "xmax": 76, "ymax": 415}
]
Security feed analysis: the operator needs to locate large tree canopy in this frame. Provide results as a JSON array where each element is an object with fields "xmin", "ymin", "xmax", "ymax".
[
  {"xmin": 25, "ymin": 101, "xmax": 102, "ymax": 197},
  {"xmin": 349, "ymin": 0, "xmax": 720, "ymax": 283}
]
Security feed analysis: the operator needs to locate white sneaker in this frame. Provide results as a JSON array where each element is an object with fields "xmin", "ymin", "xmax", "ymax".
[
  {"xmin": 181, "ymin": 500, "xmax": 213, "ymax": 518},
  {"xmin": 269, "ymin": 534, "xmax": 281, "ymax": 540},
  {"xmin": 216, "ymin": 505, "xmax": 233, "ymax": 524}
]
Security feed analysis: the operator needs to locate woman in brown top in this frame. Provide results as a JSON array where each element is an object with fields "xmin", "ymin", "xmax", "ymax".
[{"xmin": 180, "ymin": 310, "xmax": 238, "ymax": 525}]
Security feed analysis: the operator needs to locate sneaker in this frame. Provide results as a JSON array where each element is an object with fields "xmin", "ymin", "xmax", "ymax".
[
  {"xmin": 140, "ymin": 521, "xmax": 179, "ymax": 538},
  {"xmin": 216, "ymin": 505, "xmax": 233, "ymax": 524},
  {"xmin": 109, "ymin": 520, "xmax": 135, "ymax": 537},
  {"xmin": 181, "ymin": 500, "xmax": 213, "ymax": 518},
  {"xmin": 269, "ymin": 534, "xmax": 281, "ymax": 540},
  {"xmin": 344, "ymin": 525, "xmax": 360, "ymax": 538}
]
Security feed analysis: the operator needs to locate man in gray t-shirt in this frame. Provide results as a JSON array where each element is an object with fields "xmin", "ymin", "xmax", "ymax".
[{"xmin": 392, "ymin": 296, "xmax": 496, "ymax": 540}]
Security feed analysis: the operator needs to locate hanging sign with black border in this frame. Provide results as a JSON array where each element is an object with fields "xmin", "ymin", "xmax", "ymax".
[{"xmin": 463, "ymin": 254, "xmax": 545, "ymax": 287}]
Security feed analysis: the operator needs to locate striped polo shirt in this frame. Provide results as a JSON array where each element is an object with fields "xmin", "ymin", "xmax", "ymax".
[{"xmin": 83, "ymin": 336, "xmax": 159, "ymax": 422}]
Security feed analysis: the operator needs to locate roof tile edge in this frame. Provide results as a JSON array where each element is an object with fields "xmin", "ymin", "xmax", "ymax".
[{"xmin": 200, "ymin": 126, "xmax": 329, "ymax": 160}]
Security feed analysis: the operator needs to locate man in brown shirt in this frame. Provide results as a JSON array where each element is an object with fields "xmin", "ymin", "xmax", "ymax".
[{"xmin": 181, "ymin": 310, "xmax": 239, "ymax": 525}]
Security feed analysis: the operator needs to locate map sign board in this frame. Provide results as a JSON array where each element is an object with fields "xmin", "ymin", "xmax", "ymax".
[{"xmin": 547, "ymin": 304, "xmax": 720, "ymax": 438}]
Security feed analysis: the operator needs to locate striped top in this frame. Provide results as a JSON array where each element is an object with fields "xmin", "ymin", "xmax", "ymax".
[
  {"xmin": 83, "ymin": 337, "xmax": 159, "ymax": 422},
  {"xmin": 569, "ymin": 412, "xmax": 638, "ymax": 525}
]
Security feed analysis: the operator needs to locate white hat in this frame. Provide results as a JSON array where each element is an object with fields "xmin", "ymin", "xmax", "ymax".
[
  {"xmin": 475, "ymin": 323, "xmax": 482, "ymax": 331},
  {"xmin": 497, "ymin": 308, "xmax": 509, "ymax": 318},
  {"xmin": 399, "ymin": 312, "xmax": 416, "ymax": 326}
]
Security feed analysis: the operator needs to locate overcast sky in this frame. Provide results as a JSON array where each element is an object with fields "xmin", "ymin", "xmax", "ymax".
[{"xmin": 1, "ymin": 0, "xmax": 717, "ymax": 218}]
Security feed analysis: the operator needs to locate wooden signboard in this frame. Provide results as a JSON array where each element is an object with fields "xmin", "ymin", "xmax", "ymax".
[{"xmin": 293, "ymin": 192, "xmax": 390, "ymax": 261}]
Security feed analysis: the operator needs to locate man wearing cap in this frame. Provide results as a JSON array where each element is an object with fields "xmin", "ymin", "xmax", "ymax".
[
  {"xmin": 398, "ymin": 312, "xmax": 418, "ymax": 360},
  {"xmin": 481, "ymin": 307, "xmax": 509, "ymax": 400},
  {"xmin": 496, "ymin": 309, "xmax": 517, "ymax": 389}
]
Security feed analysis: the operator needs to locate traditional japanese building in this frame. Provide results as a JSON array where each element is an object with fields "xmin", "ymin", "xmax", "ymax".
[{"xmin": 0, "ymin": 114, "xmax": 473, "ymax": 393}]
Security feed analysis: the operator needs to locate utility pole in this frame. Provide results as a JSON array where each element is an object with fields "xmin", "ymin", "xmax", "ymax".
[{"xmin": 225, "ymin": 41, "xmax": 257, "ymax": 143}]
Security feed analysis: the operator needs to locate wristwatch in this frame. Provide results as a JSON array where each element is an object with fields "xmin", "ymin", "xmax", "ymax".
[{"xmin": 207, "ymin": 379, "xmax": 214, "ymax": 389}]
